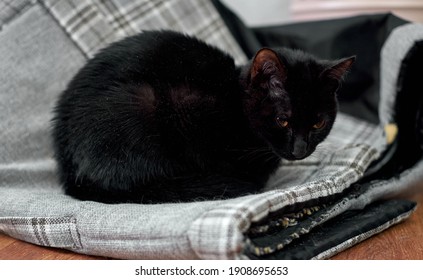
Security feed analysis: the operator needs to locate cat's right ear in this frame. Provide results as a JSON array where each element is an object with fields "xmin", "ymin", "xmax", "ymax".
[
  {"xmin": 251, "ymin": 48, "xmax": 287, "ymax": 84},
  {"xmin": 322, "ymin": 56, "xmax": 356, "ymax": 81}
]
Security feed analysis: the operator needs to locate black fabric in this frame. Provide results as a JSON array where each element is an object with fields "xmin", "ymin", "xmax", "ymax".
[
  {"xmin": 364, "ymin": 40, "xmax": 423, "ymax": 181},
  {"xmin": 392, "ymin": 41, "xmax": 423, "ymax": 169},
  {"xmin": 252, "ymin": 14, "xmax": 408, "ymax": 124},
  {"xmin": 246, "ymin": 199, "xmax": 416, "ymax": 259},
  {"xmin": 245, "ymin": 203, "xmax": 330, "ymax": 256}
]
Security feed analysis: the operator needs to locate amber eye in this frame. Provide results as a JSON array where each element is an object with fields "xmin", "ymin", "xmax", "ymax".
[
  {"xmin": 276, "ymin": 117, "xmax": 289, "ymax": 128},
  {"xmin": 313, "ymin": 119, "xmax": 326, "ymax": 129}
]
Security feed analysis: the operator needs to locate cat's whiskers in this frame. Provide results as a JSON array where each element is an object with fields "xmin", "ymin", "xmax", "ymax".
[
  {"xmin": 265, "ymin": 152, "xmax": 281, "ymax": 165},
  {"xmin": 236, "ymin": 147, "xmax": 276, "ymax": 163}
]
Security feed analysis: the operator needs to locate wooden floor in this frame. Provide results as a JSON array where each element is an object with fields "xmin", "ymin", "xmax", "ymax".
[
  {"xmin": 333, "ymin": 185, "xmax": 423, "ymax": 259},
  {"xmin": 1, "ymin": 182, "xmax": 423, "ymax": 260}
]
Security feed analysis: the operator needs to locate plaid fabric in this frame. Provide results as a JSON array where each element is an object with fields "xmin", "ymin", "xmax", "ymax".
[
  {"xmin": 0, "ymin": 217, "xmax": 81, "ymax": 249},
  {"xmin": 0, "ymin": 1, "xmax": 422, "ymax": 260},
  {"xmin": 41, "ymin": 0, "xmax": 247, "ymax": 65},
  {"xmin": 0, "ymin": 0, "xmax": 34, "ymax": 30}
]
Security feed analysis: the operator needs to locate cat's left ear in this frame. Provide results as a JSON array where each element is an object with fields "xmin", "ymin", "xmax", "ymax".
[{"xmin": 321, "ymin": 56, "xmax": 356, "ymax": 81}]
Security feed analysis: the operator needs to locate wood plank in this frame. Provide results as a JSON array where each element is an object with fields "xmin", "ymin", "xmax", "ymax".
[
  {"xmin": 0, "ymin": 234, "xmax": 16, "ymax": 251},
  {"xmin": 0, "ymin": 234, "xmax": 105, "ymax": 260}
]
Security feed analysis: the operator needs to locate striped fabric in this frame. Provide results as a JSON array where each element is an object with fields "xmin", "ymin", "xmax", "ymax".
[
  {"xmin": 0, "ymin": 217, "xmax": 81, "ymax": 249},
  {"xmin": 0, "ymin": 0, "xmax": 421, "ymax": 259},
  {"xmin": 42, "ymin": 0, "xmax": 247, "ymax": 65}
]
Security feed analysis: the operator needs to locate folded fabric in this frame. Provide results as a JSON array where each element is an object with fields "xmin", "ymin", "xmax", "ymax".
[{"xmin": 1, "ymin": 0, "xmax": 422, "ymax": 259}]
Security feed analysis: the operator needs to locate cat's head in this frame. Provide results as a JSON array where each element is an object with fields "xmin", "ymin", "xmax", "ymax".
[{"xmin": 242, "ymin": 48, "xmax": 355, "ymax": 160}]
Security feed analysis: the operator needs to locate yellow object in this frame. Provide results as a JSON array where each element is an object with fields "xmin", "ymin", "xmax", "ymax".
[{"xmin": 384, "ymin": 123, "xmax": 398, "ymax": 145}]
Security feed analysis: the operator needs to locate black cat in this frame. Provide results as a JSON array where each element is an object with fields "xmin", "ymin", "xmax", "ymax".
[{"xmin": 52, "ymin": 30, "xmax": 354, "ymax": 203}]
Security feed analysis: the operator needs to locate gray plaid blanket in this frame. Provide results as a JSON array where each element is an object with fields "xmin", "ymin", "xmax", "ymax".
[{"xmin": 1, "ymin": 0, "xmax": 422, "ymax": 259}]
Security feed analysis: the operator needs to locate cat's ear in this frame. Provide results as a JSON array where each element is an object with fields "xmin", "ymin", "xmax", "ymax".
[
  {"xmin": 251, "ymin": 48, "xmax": 286, "ymax": 83},
  {"xmin": 321, "ymin": 56, "xmax": 356, "ymax": 81}
]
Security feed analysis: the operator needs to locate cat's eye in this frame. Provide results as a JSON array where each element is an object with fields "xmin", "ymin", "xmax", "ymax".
[
  {"xmin": 313, "ymin": 119, "xmax": 326, "ymax": 129},
  {"xmin": 276, "ymin": 117, "xmax": 289, "ymax": 128}
]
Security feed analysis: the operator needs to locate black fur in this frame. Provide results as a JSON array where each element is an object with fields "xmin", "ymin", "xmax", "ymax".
[{"xmin": 52, "ymin": 30, "xmax": 354, "ymax": 203}]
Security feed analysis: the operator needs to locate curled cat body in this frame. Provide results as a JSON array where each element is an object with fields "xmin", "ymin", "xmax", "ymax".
[{"xmin": 52, "ymin": 30, "xmax": 354, "ymax": 203}]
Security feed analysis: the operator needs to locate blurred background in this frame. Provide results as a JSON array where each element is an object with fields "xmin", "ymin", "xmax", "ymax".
[{"xmin": 221, "ymin": 0, "xmax": 423, "ymax": 26}]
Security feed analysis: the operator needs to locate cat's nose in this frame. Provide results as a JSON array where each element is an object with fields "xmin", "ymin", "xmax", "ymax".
[{"xmin": 292, "ymin": 138, "xmax": 308, "ymax": 159}]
